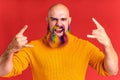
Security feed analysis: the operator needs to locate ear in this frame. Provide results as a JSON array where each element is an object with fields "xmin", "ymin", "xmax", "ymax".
[{"xmin": 68, "ymin": 17, "xmax": 72, "ymax": 24}]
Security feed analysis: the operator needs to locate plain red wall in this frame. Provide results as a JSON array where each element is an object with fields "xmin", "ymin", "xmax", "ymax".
[{"xmin": 0, "ymin": 0, "xmax": 120, "ymax": 80}]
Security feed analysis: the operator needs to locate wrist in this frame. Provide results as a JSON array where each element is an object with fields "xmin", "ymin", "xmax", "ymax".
[{"xmin": 5, "ymin": 47, "xmax": 17, "ymax": 55}]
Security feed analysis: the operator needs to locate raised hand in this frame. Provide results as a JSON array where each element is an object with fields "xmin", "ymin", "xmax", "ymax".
[
  {"xmin": 7, "ymin": 25, "xmax": 33, "ymax": 53},
  {"xmin": 87, "ymin": 18, "xmax": 111, "ymax": 47}
]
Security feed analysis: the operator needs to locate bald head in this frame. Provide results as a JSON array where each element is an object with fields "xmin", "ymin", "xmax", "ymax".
[{"xmin": 48, "ymin": 3, "xmax": 70, "ymax": 18}]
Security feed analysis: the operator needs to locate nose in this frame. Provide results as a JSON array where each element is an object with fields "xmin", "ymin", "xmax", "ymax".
[{"xmin": 56, "ymin": 20, "xmax": 62, "ymax": 27}]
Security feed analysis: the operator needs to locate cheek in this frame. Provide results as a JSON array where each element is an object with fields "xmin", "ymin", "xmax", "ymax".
[
  {"xmin": 49, "ymin": 21, "xmax": 56, "ymax": 30},
  {"xmin": 65, "ymin": 26, "xmax": 68, "ymax": 32},
  {"xmin": 64, "ymin": 22, "xmax": 69, "ymax": 32}
]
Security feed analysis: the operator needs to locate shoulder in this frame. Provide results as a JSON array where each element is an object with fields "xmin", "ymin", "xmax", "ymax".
[
  {"xmin": 69, "ymin": 34, "xmax": 88, "ymax": 44},
  {"xmin": 69, "ymin": 34, "xmax": 97, "ymax": 49},
  {"xmin": 28, "ymin": 38, "xmax": 44, "ymax": 47}
]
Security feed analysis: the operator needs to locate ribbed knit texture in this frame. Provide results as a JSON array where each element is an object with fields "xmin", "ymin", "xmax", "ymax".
[{"xmin": 3, "ymin": 34, "xmax": 109, "ymax": 80}]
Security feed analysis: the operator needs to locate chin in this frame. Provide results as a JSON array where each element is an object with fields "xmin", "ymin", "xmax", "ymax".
[{"xmin": 55, "ymin": 32, "xmax": 64, "ymax": 37}]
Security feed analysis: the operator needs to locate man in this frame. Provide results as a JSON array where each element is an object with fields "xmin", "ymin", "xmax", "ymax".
[{"xmin": 0, "ymin": 3, "xmax": 118, "ymax": 80}]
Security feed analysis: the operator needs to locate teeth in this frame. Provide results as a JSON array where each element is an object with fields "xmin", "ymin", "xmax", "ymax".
[
  {"xmin": 56, "ymin": 28, "xmax": 62, "ymax": 31},
  {"xmin": 55, "ymin": 28, "xmax": 63, "ymax": 33},
  {"xmin": 54, "ymin": 26, "xmax": 64, "ymax": 34}
]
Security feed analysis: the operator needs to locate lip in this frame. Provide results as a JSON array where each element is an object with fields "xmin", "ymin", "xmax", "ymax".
[
  {"xmin": 54, "ymin": 31, "xmax": 63, "ymax": 37},
  {"xmin": 54, "ymin": 27, "xmax": 64, "ymax": 36},
  {"xmin": 55, "ymin": 28, "xmax": 63, "ymax": 32}
]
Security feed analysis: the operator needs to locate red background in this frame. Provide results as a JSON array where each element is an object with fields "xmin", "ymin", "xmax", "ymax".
[{"xmin": 0, "ymin": 0, "xmax": 120, "ymax": 80}]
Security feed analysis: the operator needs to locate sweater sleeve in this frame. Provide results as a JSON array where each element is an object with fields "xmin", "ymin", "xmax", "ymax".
[
  {"xmin": 3, "ymin": 47, "xmax": 31, "ymax": 77},
  {"xmin": 88, "ymin": 41, "xmax": 110, "ymax": 76}
]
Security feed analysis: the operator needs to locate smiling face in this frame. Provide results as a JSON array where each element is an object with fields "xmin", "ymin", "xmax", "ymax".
[{"xmin": 47, "ymin": 4, "xmax": 71, "ymax": 37}]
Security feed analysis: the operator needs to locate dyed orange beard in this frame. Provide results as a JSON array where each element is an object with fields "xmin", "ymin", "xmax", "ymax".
[{"xmin": 46, "ymin": 25, "xmax": 69, "ymax": 48}]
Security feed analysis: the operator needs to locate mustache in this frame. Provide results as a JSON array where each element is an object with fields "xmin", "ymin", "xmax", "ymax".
[
  {"xmin": 47, "ymin": 24, "xmax": 70, "ymax": 34},
  {"xmin": 54, "ymin": 25, "xmax": 64, "ymax": 29},
  {"xmin": 47, "ymin": 25, "xmax": 65, "ymax": 33}
]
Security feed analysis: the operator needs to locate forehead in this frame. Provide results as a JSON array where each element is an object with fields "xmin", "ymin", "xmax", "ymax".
[{"xmin": 48, "ymin": 5, "xmax": 69, "ymax": 18}]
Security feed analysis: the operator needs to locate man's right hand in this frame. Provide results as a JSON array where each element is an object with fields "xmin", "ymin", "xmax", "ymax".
[
  {"xmin": 0, "ymin": 25, "xmax": 33, "ymax": 76},
  {"xmin": 7, "ymin": 25, "xmax": 33, "ymax": 53}
]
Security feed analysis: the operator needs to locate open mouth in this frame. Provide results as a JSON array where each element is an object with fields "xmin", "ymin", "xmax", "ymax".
[{"xmin": 54, "ymin": 26, "xmax": 64, "ymax": 36}]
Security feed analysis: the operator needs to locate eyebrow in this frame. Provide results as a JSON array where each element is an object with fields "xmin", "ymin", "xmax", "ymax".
[
  {"xmin": 50, "ymin": 17, "xmax": 67, "ymax": 20},
  {"xmin": 50, "ymin": 17, "xmax": 58, "ymax": 20}
]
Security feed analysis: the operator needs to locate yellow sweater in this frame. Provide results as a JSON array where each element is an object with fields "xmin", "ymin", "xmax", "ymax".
[{"xmin": 4, "ymin": 34, "xmax": 109, "ymax": 80}]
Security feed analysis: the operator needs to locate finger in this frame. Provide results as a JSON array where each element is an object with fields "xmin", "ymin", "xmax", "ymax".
[
  {"xmin": 17, "ymin": 25, "xmax": 28, "ymax": 35},
  {"xmin": 87, "ymin": 34, "xmax": 96, "ymax": 38},
  {"xmin": 92, "ymin": 17, "xmax": 104, "ymax": 29},
  {"xmin": 23, "ymin": 44, "xmax": 34, "ymax": 48},
  {"xmin": 16, "ymin": 37, "xmax": 27, "ymax": 42}
]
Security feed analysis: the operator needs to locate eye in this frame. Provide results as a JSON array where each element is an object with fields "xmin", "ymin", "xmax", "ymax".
[
  {"xmin": 50, "ymin": 17, "xmax": 58, "ymax": 21},
  {"xmin": 52, "ymin": 18, "xmax": 57, "ymax": 21},
  {"xmin": 61, "ymin": 18, "xmax": 67, "ymax": 21}
]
